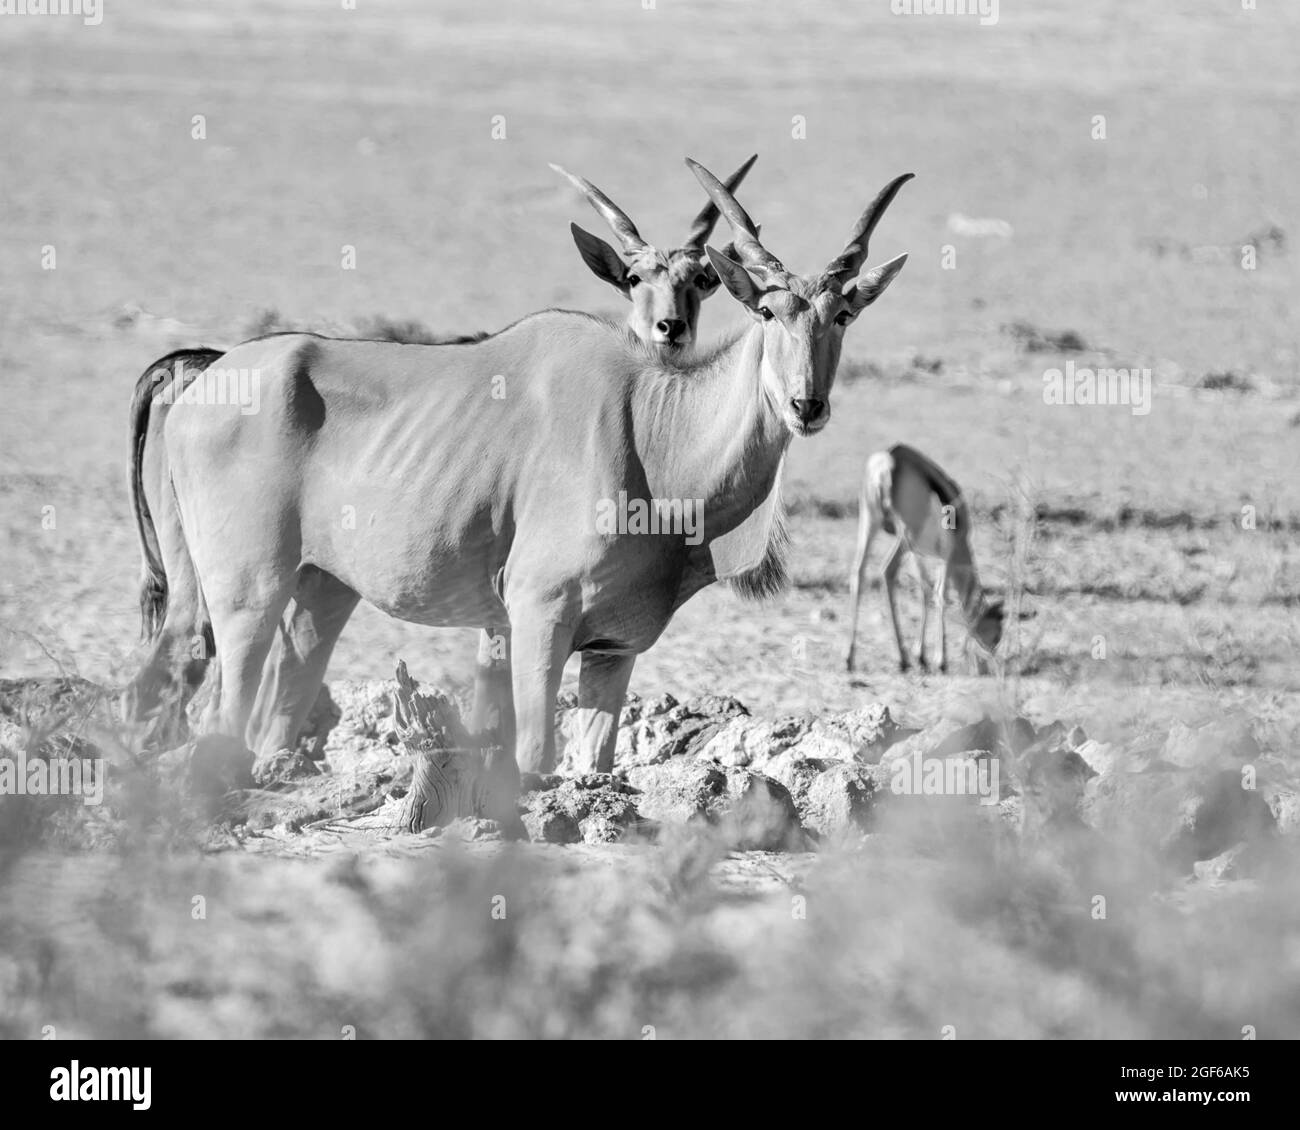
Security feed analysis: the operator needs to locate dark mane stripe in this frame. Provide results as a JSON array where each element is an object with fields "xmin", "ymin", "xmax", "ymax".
[{"xmin": 243, "ymin": 329, "xmax": 493, "ymax": 347}]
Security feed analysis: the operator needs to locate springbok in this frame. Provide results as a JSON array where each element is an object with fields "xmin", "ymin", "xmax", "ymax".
[
  {"xmin": 550, "ymin": 154, "xmax": 756, "ymax": 349},
  {"xmin": 844, "ymin": 443, "xmax": 1003, "ymax": 674},
  {"xmin": 127, "ymin": 159, "xmax": 911, "ymax": 812},
  {"xmin": 125, "ymin": 162, "xmax": 759, "ymax": 756}
]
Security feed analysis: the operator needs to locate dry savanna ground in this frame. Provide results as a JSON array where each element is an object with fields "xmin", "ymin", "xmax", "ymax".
[{"xmin": 0, "ymin": 0, "xmax": 1298, "ymax": 1038}]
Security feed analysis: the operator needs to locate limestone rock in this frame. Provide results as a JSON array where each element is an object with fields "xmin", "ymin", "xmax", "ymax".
[
  {"xmin": 801, "ymin": 762, "xmax": 881, "ymax": 837},
  {"xmin": 1084, "ymin": 765, "xmax": 1275, "ymax": 871},
  {"xmin": 697, "ymin": 714, "xmax": 812, "ymax": 768},
  {"xmin": 624, "ymin": 760, "xmax": 803, "ymax": 851},
  {"xmin": 520, "ymin": 773, "xmax": 645, "ymax": 845}
]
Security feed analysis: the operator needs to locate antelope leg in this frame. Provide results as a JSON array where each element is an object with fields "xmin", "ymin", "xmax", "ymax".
[
  {"xmin": 508, "ymin": 613, "xmax": 573, "ymax": 776},
  {"xmin": 574, "ymin": 651, "xmax": 636, "ymax": 774},
  {"xmin": 882, "ymin": 540, "xmax": 909, "ymax": 672},
  {"xmin": 247, "ymin": 568, "xmax": 359, "ymax": 761},
  {"xmin": 470, "ymin": 625, "xmax": 515, "ymax": 751}
]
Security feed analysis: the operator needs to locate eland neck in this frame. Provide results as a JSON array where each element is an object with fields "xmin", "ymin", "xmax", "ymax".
[{"xmin": 630, "ymin": 326, "xmax": 790, "ymax": 537}]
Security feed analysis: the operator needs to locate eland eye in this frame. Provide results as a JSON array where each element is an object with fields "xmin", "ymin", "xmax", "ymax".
[
  {"xmin": 758, "ymin": 306, "xmax": 775, "ymax": 321},
  {"xmin": 693, "ymin": 273, "xmax": 712, "ymax": 290},
  {"xmin": 834, "ymin": 310, "xmax": 852, "ymax": 327},
  {"xmin": 626, "ymin": 274, "xmax": 641, "ymax": 287}
]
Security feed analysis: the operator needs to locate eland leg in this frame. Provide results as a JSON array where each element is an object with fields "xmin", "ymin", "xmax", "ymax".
[
  {"xmin": 121, "ymin": 587, "xmax": 210, "ymax": 749},
  {"xmin": 508, "ymin": 613, "xmax": 573, "ymax": 776},
  {"xmin": 122, "ymin": 500, "xmax": 212, "ymax": 748},
  {"xmin": 247, "ymin": 567, "xmax": 360, "ymax": 762},
  {"xmin": 573, "ymin": 651, "xmax": 636, "ymax": 774},
  {"xmin": 470, "ymin": 625, "xmax": 515, "ymax": 751},
  {"xmin": 193, "ymin": 544, "xmax": 297, "ymax": 752}
]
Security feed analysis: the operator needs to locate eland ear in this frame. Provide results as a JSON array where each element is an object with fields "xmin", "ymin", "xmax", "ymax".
[
  {"xmin": 846, "ymin": 252, "xmax": 908, "ymax": 314},
  {"xmin": 569, "ymin": 222, "xmax": 630, "ymax": 293},
  {"xmin": 705, "ymin": 245, "xmax": 762, "ymax": 311}
]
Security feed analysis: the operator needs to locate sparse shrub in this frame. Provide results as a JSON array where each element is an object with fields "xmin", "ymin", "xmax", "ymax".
[
  {"xmin": 242, "ymin": 306, "xmax": 297, "ymax": 338},
  {"xmin": 1002, "ymin": 319, "xmax": 1088, "ymax": 353},
  {"xmin": 353, "ymin": 315, "xmax": 488, "ymax": 346},
  {"xmin": 785, "ymin": 494, "xmax": 853, "ymax": 521},
  {"xmin": 1243, "ymin": 223, "xmax": 1285, "ymax": 253},
  {"xmin": 237, "ymin": 311, "xmax": 491, "ymax": 346},
  {"xmin": 837, "ymin": 356, "xmax": 940, "ymax": 386},
  {"xmin": 834, "ymin": 358, "xmax": 886, "ymax": 386},
  {"xmin": 1197, "ymin": 369, "xmax": 1254, "ymax": 392}
]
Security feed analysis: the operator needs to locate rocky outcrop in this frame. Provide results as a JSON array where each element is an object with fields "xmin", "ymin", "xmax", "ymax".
[
  {"xmin": 8, "ymin": 669, "xmax": 1278, "ymax": 873},
  {"xmin": 290, "ymin": 682, "xmax": 1290, "ymax": 870},
  {"xmin": 624, "ymin": 759, "xmax": 804, "ymax": 851},
  {"xmin": 519, "ymin": 773, "xmax": 646, "ymax": 845},
  {"xmin": 557, "ymin": 692, "xmax": 751, "ymax": 772}
]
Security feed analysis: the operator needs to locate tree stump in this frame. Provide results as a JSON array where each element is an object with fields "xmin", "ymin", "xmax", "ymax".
[{"xmin": 389, "ymin": 661, "xmax": 487, "ymax": 833}]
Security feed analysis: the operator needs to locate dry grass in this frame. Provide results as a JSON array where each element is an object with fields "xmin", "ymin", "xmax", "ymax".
[{"xmin": 2, "ymin": 776, "xmax": 1298, "ymax": 1039}]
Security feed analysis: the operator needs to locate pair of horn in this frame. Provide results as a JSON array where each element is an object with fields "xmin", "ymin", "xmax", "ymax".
[
  {"xmin": 686, "ymin": 157, "xmax": 914, "ymax": 287},
  {"xmin": 549, "ymin": 154, "xmax": 759, "ymax": 256}
]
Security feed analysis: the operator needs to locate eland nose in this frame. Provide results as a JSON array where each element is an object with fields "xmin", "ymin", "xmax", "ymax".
[
  {"xmin": 656, "ymin": 319, "xmax": 687, "ymax": 343},
  {"xmin": 790, "ymin": 398, "xmax": 826, "ymax": 425}
]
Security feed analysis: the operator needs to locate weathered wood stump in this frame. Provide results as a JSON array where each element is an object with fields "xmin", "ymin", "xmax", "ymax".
[{"xmin": 389, "ymin": 662, "xmax": 487, "ymax": 832}]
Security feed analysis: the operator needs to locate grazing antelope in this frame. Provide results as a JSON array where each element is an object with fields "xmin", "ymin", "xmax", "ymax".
[
  {"xmin": 125, "ymin": 159, "xmax": 910, "ymax": 810},
  {"xmin": 844, "ymin": 443, "xmax": 1003, "ymax": 674},
  {"xmin": 551, "ymin": 154, "xmax": 757, "ymax": 350}
]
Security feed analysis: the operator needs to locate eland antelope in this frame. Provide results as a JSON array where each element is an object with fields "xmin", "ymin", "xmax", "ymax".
[
  {"xmin": 125, "ymin": 159, "xmax": 911, "ymax": 811},
  {"xmin": 551, "ymin": 154, "xmax": 757, "ymax": 350},
  {"xmin": 124, "ymin": 161, "xmax": 760, "ymax": 758},
  {"xmin": 844, "ymin": 443, "xmax": 1003, "ymax": 674},
  {"xmin": 472, "ymin": 154, "xmax": 758, "ymax": 744}
]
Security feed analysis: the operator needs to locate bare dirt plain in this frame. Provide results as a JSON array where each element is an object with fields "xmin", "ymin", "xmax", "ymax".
[{"xmin": 1, "ymin": 0, "xmax": 1298, "ymax": 1037}]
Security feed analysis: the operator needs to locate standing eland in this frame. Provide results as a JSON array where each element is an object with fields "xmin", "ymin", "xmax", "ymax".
[
  {"xmin": 123, "ymin": 161, "xmax": 760, "ymax": 761},
  {"xmin": 130, "ymin": 158, "xmax": 911, "ymax": 814},
  {"xmin": 471, "ymin": 154, "xmax": 759, "ymax": 747}
]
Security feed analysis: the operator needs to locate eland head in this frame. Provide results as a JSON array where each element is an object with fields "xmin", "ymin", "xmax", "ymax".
[
  {"xmin": 550, "ymin": 155, "xmax": 758, "ymax": 351},
  {"xmin": 687, "ymin": 157, "xmax": 913, "ymax": 438}
]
